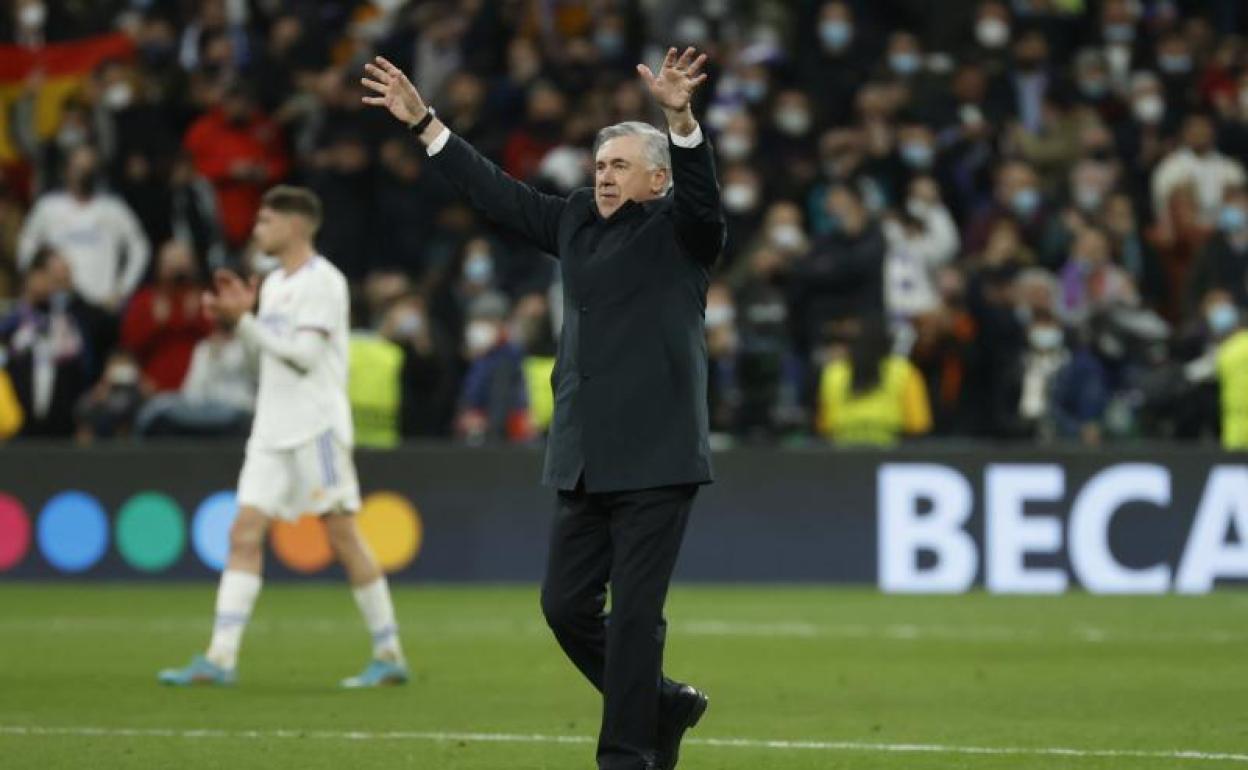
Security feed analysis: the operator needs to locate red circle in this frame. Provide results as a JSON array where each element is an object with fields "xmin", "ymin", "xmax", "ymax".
[{"xmin": 0, "ymin": 494, "xmax": 31, "ymax": 571}]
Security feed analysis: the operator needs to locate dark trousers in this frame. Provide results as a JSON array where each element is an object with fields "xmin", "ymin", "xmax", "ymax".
[{"xmin": 540, "ymin": 481, "xmax": 697, "ymax": 770}]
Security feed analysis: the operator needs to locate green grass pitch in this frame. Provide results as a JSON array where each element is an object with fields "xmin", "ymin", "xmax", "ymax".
[{"xmin": 1, "ymin": 584, "xmax": 1246, "ymax": 769}]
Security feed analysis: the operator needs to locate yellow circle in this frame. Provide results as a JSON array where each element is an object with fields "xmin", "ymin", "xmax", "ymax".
[{"xmin": 357, "ymin": 492, "xmax": 422, "ymax": 573}]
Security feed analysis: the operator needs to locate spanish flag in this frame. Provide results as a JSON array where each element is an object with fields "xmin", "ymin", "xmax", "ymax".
[{"xmin": 0, "ymin": 33, "xmax": 135, "ymax": 165}]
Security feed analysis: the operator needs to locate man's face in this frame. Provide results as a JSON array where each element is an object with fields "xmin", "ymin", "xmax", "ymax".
[
  {"xmin": 1185, "ymin": 117, "xmax": 1215, "ymax": 154},
  {"xmin": 594, "ymin": 135, "xmax": 667, "ymax": 219},
  {"xmin": 252, "ymin": 208, "xmax": 306, "ymax": 254}
]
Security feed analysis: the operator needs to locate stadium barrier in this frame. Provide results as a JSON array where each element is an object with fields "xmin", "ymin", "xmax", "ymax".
[{"xmin": 1, "ymin": 444, "xmax": 1246, "ymax": 593}]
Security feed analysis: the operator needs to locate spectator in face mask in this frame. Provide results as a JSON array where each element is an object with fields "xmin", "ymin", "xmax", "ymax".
[
  {"xmin": 734, "ymin": 245, "xmax": 803, "ymax": 438},
  {"xmin": 183, "ymin": 82, "xmax": 290, "ymax": 250},
  {"xmin": 1038, "ymin": 158, "xmax": 1117, "ymax": 270},
  {"xmin": 0, "ymin": 248, "xmax": 90, "ymax": 438},
  {"xmin": 1186, "ymin": 188, "xmax": 1248, "ymax": 314},
  {"xmin": 965, "ymin": 160, "xmax": 1046, "ymax": 255},
  {"xmin": 378, "ymin": 294, "xmax": 459, "ymax": 439},
  {"xmin": 1212, "ymin": 296, "xmax": 1248, "ymax": 449},
  {"xmin": 1154, "ymin": 32, "xmax": 1196, "ymax": 110},
  {"xmin": 704, "ymin": 283, "xmax": 742, "ymax": 439},
  {"xmin": 75, "ymin": 349, "xmax": 149, "ymax": 442},
  {"xmin": 17, "ymin": 144, "xmax": 151, "ymax": 314},
  {"xmin": 801, "ymin": 0, "xmax": 872, "ymax": 127},
  {"xmin": 1020, "ymin": 311, "xmax": 1110, "ymax": 445},
  {"xmin": 455, "ymin": 291, "xmax": 531, "ymax": 445},
  {"xmin": 120, "ymin": 239, "xmax": 212, "ymax": 392},
  {"xmin": 757, "ymin": 89, "xmax": 819, "ymax": 201},
  {"xmin": 970, "ymin": 1, "xmax": 1013, "ymax": 70},
  {"xmin": 789, "ymin": 183, "xmax": 887, "ymax": 362},
  {"xmin": 719, "ymin": 163, "xmax": 765, "ymax": 265},
  {"xmin": 431, "ymin": 235, "xmax": 503, "ymax": 341}
]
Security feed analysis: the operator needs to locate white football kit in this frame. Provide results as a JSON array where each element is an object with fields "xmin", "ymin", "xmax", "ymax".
[{"xmin": 235, "ymin": 256, "xmax": 359, "ymax": 520}]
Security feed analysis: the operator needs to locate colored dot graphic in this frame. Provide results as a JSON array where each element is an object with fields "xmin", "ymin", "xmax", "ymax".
[
  {"xmin": 116, "ymin": 493, "xmax": 186, "ymax": 572},
  {"xmin": 37, "ymin": 492, "xmax": 109, "ymax": 573},
  {"xmin": 271, "ymin": 515, "xmax": 334, "ymax": 574},
  {"xmin": 192, "ymin": 492, "xmax": 238, "ymax": 572},
  {"xmin": 358, "ymin": 492, "xmax": 423, "ymax": 573},
  {"xmin": 0, "ymin": 494, "xmax": 31, "ymax": 572}
]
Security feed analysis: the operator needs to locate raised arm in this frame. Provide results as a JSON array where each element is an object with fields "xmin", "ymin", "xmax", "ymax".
[
  {"xmin": 362, "ymin": 56, "xmax": 565, "ymax": 257},
  {"xmin": 639, "ymin": 47, "xmax": 725, "ymax": 267}
]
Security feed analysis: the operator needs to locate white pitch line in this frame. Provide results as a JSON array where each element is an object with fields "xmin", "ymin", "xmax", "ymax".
[
  {"xmin": 2, "ymin": 725, "xmax": 1246, "ymax": 764},
  {"xmin": 0, "ymin": 616, "xmax": 1245, "ymax": 644}
]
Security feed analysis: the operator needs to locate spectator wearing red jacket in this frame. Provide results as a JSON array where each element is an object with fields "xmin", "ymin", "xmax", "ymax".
[
  {"xmin": 183, "ymin": 83, "xmax": 289, "ymax": 249},
  {"xmin": 121, "ymin": 240, "xmax": 213, "ymax": 392}
]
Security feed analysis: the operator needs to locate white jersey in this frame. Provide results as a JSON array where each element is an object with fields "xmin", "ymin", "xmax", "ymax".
[{"xmin": 249, "ymin": 256, "xmax": 353, "ymax": 450}]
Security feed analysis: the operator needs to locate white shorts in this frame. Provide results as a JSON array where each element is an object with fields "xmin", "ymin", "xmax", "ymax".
[{"xmin": 237, "ymin": 431, "xmax": 361, "ymax": 521}]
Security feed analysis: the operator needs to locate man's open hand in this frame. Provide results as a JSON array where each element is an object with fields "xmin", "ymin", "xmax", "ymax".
[
  {"xmin": 361, "ymin": 56, "xmax": 428, "ymax": 127},
  {"xmin": 637, "ymin": 47, "xmax": 708, "ymax": 116}
]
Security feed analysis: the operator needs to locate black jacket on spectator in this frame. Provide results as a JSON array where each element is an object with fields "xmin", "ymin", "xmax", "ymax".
[
  {"xmin": 788, "ymin": 222, "xmax": 886, "ymax": 356},
  {"xmin": 427, "ymin": 132, "xmax": 725, "ymax": 492},
  {"xmin": 1186, "ymin": 233, "xmax": 1248, "ymax": 314}
]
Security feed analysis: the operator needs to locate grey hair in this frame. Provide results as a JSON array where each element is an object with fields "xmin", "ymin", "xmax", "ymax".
[{"xmin": 593, "ymin": 121, "xmax": 672, "ymax": 192}]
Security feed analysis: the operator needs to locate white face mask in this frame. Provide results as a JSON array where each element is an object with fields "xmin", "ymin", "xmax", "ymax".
[
  {"xmin": 465, "ymin": 321, "xmax": 499, "ymax": 354},
  {"xmin": 775, "ymin": 108, "xmax": 812, "ymax": 137},
  {"xmin": 103, "ymin": 82, "xmax": 134, "ymax": 111},
  {"xmin": 768, "ymin": 223, "xmax": 805, "ymax": 251},
  {"xmin": 976, "ymin": 18, "xmax": 1010, "ymax": 49},
  {"xmin": 718, "ymin": 133, "xmax": 753, "ymax": 161},
  {"xmin": 704, "ymin": 304, "xmax": 735, "ymax": 329},
  {"xmin": 722, "ymin": 183, "xmax": 759, "ymax": 214},
  {"xmin": 19, "ymin": 2, "xmax": 46, "ymax": 29},
  {"xmin": 1029, "ymin": 326, "xmax": 1063, "ymax": 351},
  {"xmin": 1133, "ymin": 94, "xmax": 1165, "ymax": 125}
]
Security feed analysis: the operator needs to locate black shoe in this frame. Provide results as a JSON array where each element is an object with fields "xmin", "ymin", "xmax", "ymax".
[{"xmin": 656, "ymin": 685, "xmax": 708, "ymax": 770}]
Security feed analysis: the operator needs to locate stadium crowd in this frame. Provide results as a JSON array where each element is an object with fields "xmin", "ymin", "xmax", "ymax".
[{"xmin": 2, "ymin": 0, "xmax": 1248, "ymax": 448}]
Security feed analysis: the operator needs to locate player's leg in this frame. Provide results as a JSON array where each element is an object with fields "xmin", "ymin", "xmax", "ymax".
[
  {"xmin": 324, "ymin": 511, "xmax": 406, "ymax": 670},
  {"xmin": 299, "ymin": 432, "xmax": 407, "ymax": 687},
  {"xmin": 159, "ymin": 446, "xmax": 287, "ymax": 686},
  {"xmin": 203, "ymin": 505, "xmax": 269, "ymax": 670}
]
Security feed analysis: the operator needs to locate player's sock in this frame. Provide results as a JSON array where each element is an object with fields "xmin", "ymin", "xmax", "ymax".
[
  {"xmin": 205, "ymin": 570, "xmax": 262, "ymax": 670},
  {"xmin": 352, "ymin": 577, "xmax": 404, "ymax": 664}
]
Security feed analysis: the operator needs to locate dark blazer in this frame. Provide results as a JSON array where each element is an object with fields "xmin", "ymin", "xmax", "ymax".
[{"xmin": 427, "ymin": 131, "xmax": 725, "ymax": 492}]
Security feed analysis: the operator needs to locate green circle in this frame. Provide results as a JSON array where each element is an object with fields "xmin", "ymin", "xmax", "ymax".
[{"xmin": 116, "ymin": 493, "xmax": 186, "ymax": 572}]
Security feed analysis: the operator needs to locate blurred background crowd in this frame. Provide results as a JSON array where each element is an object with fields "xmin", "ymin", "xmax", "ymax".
[{"xmin": 3, "ymin": 0, "xmax": 1248, "ymax": 449}]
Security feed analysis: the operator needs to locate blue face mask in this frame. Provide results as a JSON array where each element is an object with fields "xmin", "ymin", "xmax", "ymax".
[
  {"xmin": 890, "ymin": 52, "xmax": 921, "ymax": 76},
  {"xmin": 900, "ymin": 142, "xmax": 934, "ymax": 169},
  {"xmin": 595, "ymin": 31, "xmax": 624, "ymax": 58},
  {"xmin": 463, "ymin": 255, "xmax": 494, "ymax": 284},
  {"xmin": 1104, "ymin": 23, "xmax": 1135, "ymax": 44},
  {"xmin": 1158, "ymin": 54, "xmax": 1191, "ymax": 74},
  {"xmin": 1219, "ymin": 205, "xmax": 1248, "ymax": 234},
  {"xmin": 1079, "ymin": 79, "xmax": 1108, "ymax": 99},
  {"xmin": 1011, "ymin": 187, "xmax": 1042, "ymax": 218},
  {"xmin": 819, "ymin": 21, "xmax": 853, "ymax": 51},
  {"xmin": 741, "ymin": 80, "xmax": 767, "ymax": 104},
  {"xmin": 1207, "ymin": 303, "xmax": 1239, "ymax": 336}
]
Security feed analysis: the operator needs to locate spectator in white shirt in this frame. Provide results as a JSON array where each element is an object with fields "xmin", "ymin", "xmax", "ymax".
[
  {"xmin": 1152, "ymin": 114, "xmax": 1247, "ymax": 229},
  {"xmin": 17, "ymin": 144, "xmax": 151, "ymax": 313}
]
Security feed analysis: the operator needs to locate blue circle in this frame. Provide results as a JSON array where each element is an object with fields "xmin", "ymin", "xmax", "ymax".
[
  {"xmin": 37, "ymin": 492, "xmax": 109, "ymax": 573},
  {"xmin": 192, "ymin": 491, "xmax": 238, "ymax": 572}
]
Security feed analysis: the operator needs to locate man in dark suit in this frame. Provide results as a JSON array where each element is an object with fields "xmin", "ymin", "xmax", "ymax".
[{"xmin": 362, "ymin": 47, "xmax": 723, "ymax": 770}]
